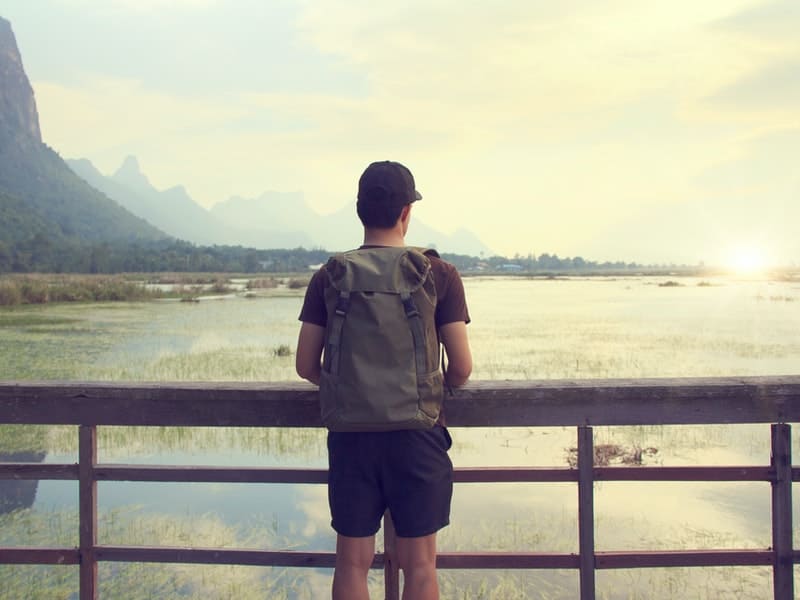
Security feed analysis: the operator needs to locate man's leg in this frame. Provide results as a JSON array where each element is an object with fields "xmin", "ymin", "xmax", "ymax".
[
  {"xmin": 396, "ymin": 532, "xmax": 439, "ymax": 600},
  {"xmin": 332, "ymin": 533, "xmax": 375, "ymax": 600}
]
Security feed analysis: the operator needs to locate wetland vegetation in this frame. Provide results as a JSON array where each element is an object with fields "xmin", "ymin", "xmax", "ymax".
[{"xmin": 1, "ymin": 273, "xmax": 799, "ymax": 598}]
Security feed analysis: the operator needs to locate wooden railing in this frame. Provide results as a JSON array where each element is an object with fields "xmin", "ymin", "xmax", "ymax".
[{"xmin": 1, "ymin": 376, "xmax": 799, "ymax": 599}]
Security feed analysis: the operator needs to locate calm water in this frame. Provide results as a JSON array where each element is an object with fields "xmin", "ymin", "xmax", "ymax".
[{"xmin": 1, "ymin": 274, "xmax": 799, "ymax": 599}]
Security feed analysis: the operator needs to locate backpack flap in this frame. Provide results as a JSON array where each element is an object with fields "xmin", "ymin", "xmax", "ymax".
[{"xmin": 320, "ymin": 247, "xmax": 442, "ymax": 431}]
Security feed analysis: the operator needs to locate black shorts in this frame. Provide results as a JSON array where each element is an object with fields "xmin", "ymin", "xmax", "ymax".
[{"xmin": 327, "ymin": 426, "xmax": 453, "ymax": 538}]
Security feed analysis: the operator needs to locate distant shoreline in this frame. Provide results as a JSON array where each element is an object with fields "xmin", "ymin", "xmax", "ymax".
[{"xmin": 1, "ymin": 269, "xmax": 797, "ymax": 308}]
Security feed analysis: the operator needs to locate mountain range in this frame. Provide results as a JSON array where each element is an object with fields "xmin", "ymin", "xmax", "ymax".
[
  {"xmin": 1, "ymin": 13, "xmax": 490, "ymax": 272},
  {"xmin": 67, "ymin": 155, "xmax": 493, "ymax": 255},
  {"xmin": 0, "ymin": 16, "xmax": 167, "ymax": 255}
]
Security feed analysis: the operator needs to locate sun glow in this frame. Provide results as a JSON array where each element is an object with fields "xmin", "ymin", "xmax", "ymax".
[{"xmin": 724, "ymin": 243, "xmax": 770, "ymax": 274}]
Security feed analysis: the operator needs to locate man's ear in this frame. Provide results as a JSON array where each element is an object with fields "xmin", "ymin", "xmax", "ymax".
[{"xmin": 400, "ymin": 204, "xmax": 412, "ymax": 223}]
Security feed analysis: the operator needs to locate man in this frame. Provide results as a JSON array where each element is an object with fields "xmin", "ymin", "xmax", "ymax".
[{"xmin": 296, "ymin": 160, "xmax": 472, "ymax": 600}]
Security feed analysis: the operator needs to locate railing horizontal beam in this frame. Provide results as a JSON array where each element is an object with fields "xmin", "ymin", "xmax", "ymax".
[
  {"xmin": 455, "ymin": 467, "xmax": 577, "ymax": 482},
  {"xmin": 2, "ymin": 379, "xmax": 800, "ymax": 599},
  {"xmin": 595, "ymin": 549, "xmax": 774, "ymax": 569},
  {"xmin": 3, "ymin": 546, "xmax": 777, "ymax": 572},
  {"xmin": 0, "ymin": 547, "xmax": 79, "ymax": 564},
  {"xmin": 0, "ymin": 464, "xmax": 779, "ymax": 484},
  {"xmin": 594, "ymin": 466, "xmax": 772, "ymax": 482},
  {"xmin": 437, "ymin": 552, "xmax": 580, "ymax": 569},
  {"xmin": 93, "ymin": 465, "xmax": 329, "ymax": 484},
  {"xmin": 96, "ymin": 546, "xmax": 342, "ymax": 568},
  {"xmin": 2, "ymin": 376, "xmax": 800, "ymax": 427},
  {"xmin": 0, "ymin": 463, "xmax": 78, "ymax": 480}
]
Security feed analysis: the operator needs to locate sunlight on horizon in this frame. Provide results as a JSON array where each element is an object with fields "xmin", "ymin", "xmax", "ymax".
[{"xmin": 723, "ymin": 243, "xmax": 772, "ymax": 275}]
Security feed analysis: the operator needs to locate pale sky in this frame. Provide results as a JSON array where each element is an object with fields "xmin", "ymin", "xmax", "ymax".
[{"xmin": 2, "ymin": 0, "xmax": 798, "ymax": 266}]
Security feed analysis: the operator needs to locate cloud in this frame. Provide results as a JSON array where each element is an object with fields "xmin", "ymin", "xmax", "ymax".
[
  {"xmin": 712, "ymin": 0, "xmax": 800, "ymax": 42},
  {"xmin": 16, "ymin": 1, "xmax": 799, "ymax": 262},
  {"xmin": 703, "ymin": 1, "xmax": 800, "ymax": 116},
  {"xmin": 708, "ymin": 59, "xmax": 800, "ymax": 111},
  {"xmin": 21, "ymin": 0, "xmax": 365, "ymax": 96}
]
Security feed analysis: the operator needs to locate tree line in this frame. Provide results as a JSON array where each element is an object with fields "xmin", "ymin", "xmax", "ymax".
[
  {"xmin": 0, "ymin": 233, "xmax": 658, "ymax": 275},
  {"xmin": 0, "ymin": 237, "xmax": 331, "ymax": 274}
]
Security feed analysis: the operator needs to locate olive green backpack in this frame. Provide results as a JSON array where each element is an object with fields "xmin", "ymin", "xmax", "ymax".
[{"xmin": 319, "ymin": 246, "xmax": 443, "ymax": 431}]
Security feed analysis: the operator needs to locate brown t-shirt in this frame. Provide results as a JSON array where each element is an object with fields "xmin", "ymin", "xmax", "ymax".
[{"xmin": 298, "ymin": 247, "xmax": 471, "ymax": 328}]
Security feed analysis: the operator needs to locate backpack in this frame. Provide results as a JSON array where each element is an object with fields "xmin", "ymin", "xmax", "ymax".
[{"xmin": 319, "ymin": 246, "xmax": 443, "ymax": 431}]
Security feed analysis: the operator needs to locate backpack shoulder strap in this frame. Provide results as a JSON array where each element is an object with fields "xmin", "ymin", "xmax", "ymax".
[{"xmin": 407, "ymin": 246, "xmax": 440, "ymax": 259}]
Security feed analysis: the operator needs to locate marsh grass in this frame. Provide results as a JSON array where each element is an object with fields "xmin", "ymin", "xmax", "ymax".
[
  {"xmin": 0, "ymin": 275, "xmax": 160, "ymax": 306},
  {"xmin": 286, "ymin": 277, "xmax": 309, "ymax": 289},
  {"xmin": 97, "ymin": 426, "xmax": 326, "ymax": 461},
  {"xmin": 2, "ymin": 275, "xmax": 798, "ymax": 598},
  {"xmin": 0, "ymin": 312, "xmax": 80, "ymax": 328},
  {"xmin": 0, "ymin": 424, "xmax": 327, "ymax": 461},
  {"xmin": 0, "ymin": 424, "xmax": 52, "ymax": 454},
  {"xmin": 246, "ymin": 277, "xmax": 279, "ymax": 289},
  {"xmin": 595, "ymin": 566, "xmax": 771, "ymax": 599},
  {"xmin": 0, "ymin": 507, "xmax": 315, "ymax": 599},
  {"xmin": 83, "ymin": 346, "xmax": 298, "ymax": 381}
]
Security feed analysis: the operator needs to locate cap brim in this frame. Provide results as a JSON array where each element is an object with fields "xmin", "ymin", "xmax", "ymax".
[{"xmin": 414, "ymin": 190, "xmax": 423, "ymax": 201}]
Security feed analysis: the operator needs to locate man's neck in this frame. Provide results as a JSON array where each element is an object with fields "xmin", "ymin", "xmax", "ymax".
[{"xmin": 363, "ymin": 227, "xmax": 405, "ymax": 247}]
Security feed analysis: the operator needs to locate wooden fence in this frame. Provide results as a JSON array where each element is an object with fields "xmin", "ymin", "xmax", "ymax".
[{"xmin": 1, "ymin": 376, "xmax": 799, "ymax": 599}]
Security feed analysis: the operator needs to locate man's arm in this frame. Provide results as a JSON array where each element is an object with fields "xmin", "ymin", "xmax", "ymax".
[
  {"xmin": 439, "ymin": 321, "xmax": 472, "ymax": 387},
  {"xmin": 296, "ymin": 322, "xmax": 325, "ymax": 385}
]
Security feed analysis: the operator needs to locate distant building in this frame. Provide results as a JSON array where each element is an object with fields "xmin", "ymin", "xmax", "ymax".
[{"xmin": 499, "ymin": 264, "xmax": 523, "ymax": 271}]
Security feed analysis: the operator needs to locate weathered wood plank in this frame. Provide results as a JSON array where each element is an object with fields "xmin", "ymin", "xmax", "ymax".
[
  {"xmin": 93, "ymin": 465, "xmax": 328, "ymax": 484},
  {"xmin": 594, "ymin": 466, "xmax": 772, "ymax": 482},
  {"xmin": 95, "ymin": 545, "xmax": 584, "ymax": 569},
  {"xmin": 0, "ymin": 546, "xmax": 778, "ymax": 570},
  {"xmin": 79, "ymin": 425, "xmax": 97, "ymax": 600},
  {"xmin": 0, "ymin": 463, "xmax": 775, "ymax": 484},
  {"xmin": 1, "ymin": 377, "xmax": 799, "ymax": 427},
  {"xmin": 596, "ymin": 549, "xmax": 774, "ymax": 569},
  {"xmin": 96, "ymin": 545, "xmax": 342, "ymax": 567},
  {"xmin": 383, "ymin": 511, "xmax": 400, "ymax": 600},
  {"xmin": 454, "ymin": 467, "xmax": 577, "ymax": 483},
  {"xmin": 437, "ymin": 552, "xmax": 580, "ymax": 569},
  {"xmin": 0, "ymin": 463, "xmax": 78, "ymax": 480},
  {"xmin": 771, "ymin": 424, "xmax": 794, "ymax": 600},
  {"xmin": 577, "ymin": 426, "xmax": 596, "ymax": 600},
  {"xmin": 0, "ymin": 547, "xmax": 80, "ymax": 565},
  {"xmin": 0, "ymin": 381, "xmax": 320, "ymax": 427}
]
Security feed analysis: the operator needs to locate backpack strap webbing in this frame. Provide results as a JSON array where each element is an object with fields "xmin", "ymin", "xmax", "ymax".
[
  {"xmin": 327, "ymin": 290, "xmax": 350, "ymax": 376},
  {"xmin": 401, "ymin": 291, "xmax": 428, "ymax": 380}
]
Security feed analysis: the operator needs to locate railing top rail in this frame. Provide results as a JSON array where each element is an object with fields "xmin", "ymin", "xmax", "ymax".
[{"xmin": 1, "ymin": 376, "xmax": 799, "ymax": 427}]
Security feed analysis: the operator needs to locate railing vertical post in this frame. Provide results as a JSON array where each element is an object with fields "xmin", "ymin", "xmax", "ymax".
[
  {"xmin": 770, "ymin": 423, "xmax": 793, "ymax": 600},
  {"xmin": 79, "ymin": 425, "xmax": 98, "ymax": 600},
  {"xmin": 383, "ymin": 510, "xmax": 400, "ymax": 600},
  {"xmin": 577, "ymin": 426, "xmax": 596, "ymax": 600}
]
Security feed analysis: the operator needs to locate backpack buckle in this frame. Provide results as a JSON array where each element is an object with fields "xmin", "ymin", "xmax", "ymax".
[
  {"xmin": 402, "ymin": 295, "xmax": 419, "ymax": 318},
  {"xmin": 334, "ymin": 292, "xmax": 350, "ymax": 316}
]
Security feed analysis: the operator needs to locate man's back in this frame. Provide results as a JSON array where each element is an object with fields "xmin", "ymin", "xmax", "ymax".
[{"xmin": 295, "ymin": 160, "xmax": 472, "ymax": 599}]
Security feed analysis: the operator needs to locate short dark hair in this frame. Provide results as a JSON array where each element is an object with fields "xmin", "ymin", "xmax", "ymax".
[{"xmin": 356, "ymin": 161, "xmax": 422, "ymax": 229}]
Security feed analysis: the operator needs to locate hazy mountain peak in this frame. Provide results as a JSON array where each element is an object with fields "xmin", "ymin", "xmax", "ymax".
[{"xmin": 112, "ymin": 155, "xmax": 152, "ymax": 190}]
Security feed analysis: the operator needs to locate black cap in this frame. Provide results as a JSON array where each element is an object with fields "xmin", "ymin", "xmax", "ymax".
[{"xmin": 357, "ymin": 161, "xmax": 422, "ymax": 206}]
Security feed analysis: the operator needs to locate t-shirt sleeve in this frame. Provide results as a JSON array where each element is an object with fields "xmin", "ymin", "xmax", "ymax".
[
  {"xmin": 435, "ymin": 262, "xmax": 471, "ymax": 326},
  {"xmin": 298, "ymin": 268, "xmax": 328, "ymax": 327}
]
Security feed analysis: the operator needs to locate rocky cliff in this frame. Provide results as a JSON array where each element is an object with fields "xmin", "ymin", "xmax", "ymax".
[
  {"xmin": 0, "ymin": 16, "xmax": 168, "ymax": 248},
  {"xmin": 0, "ymin": 16, "xmax": 41, "ymax": 143}
]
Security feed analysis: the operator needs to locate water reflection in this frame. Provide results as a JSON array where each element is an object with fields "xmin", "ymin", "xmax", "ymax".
[{"xmin": 0, "ymin": 451, "xmax": 45, "ymax": 514}]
